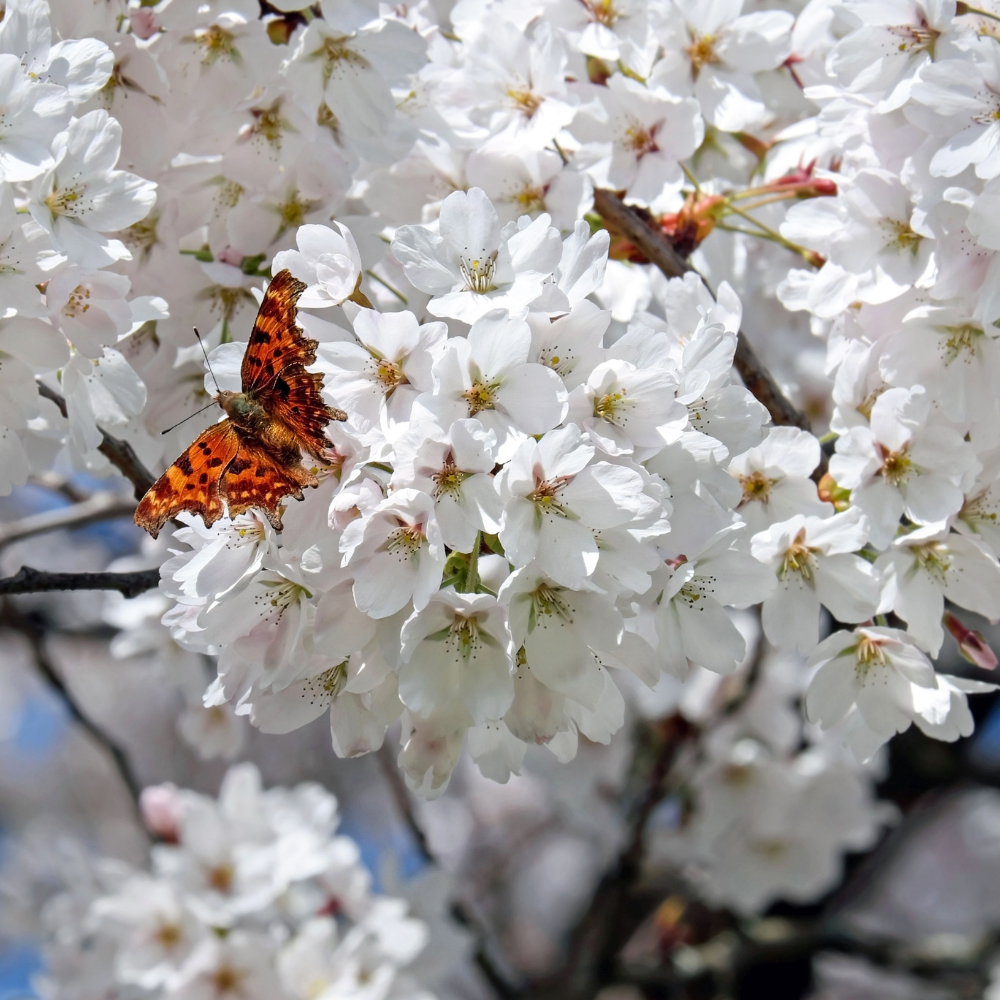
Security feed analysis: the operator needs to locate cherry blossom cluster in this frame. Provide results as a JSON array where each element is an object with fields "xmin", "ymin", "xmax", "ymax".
[
  {"xmin": 31, "ymin": 764, "xmax": 439, "ymax": 1000},
  {"xmin": 0, "ymin": 0, "xmax": 159, "ymax": 488},
  {"xmin": 8, "ymin": 0, "xmax": 1000, "ymax": 920}
]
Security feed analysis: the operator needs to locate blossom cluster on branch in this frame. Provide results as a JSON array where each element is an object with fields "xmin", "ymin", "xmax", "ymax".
[
  {"xmin": 5, "ymin": 0, "xmax": 1000, "ymax": 920},
  {"xmin": 30, "ymin": 764, "xmax": 444, "ymax": 1000}
]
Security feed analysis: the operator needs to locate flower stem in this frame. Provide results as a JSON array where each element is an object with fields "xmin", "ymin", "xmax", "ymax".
[
  {"xmin": 365, "ymin": 269, "xmax": 408, "ymax": 305},
  {"xmin": 957, "ymin": 2, "xmax": 1000, "ymax": 24},
  {"xmin": 722, "ymin": 203, "xmax": 824, "ymax": 267},
  {"xmin": 681, "ymin": 161, "xmax": 702, "ymax": 193},
  {"xmin": 463, "ymin": 533, "xmax": 481, "ymax": 594}
]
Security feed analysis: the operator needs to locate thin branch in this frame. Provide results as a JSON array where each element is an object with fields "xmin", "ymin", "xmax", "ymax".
[
  {"xmin": 0, "ymin": 601, "xmax": 144, "ymax": 809},
  {"xmin": 376, "ymin": 743, "xmax": 521, "ymax": 999},
  {"xmin": 0, "ymin": 565, "xmax": 160, "ymax": 598},
  {"xmin": 557, "ymin": 715, "xmax": 695, "ymax": 995},
  {"xmin": 592, "ymin": 188, "xmax": 812, "ymax": 433},
  {"xmin": 0, "ymin": 492, "xmax": 137, "ymax": 549},
  {"xmin": 37, "ymin": 382, "xmax": 156, "ymax": 500},
  {"xmin": 377, "ymin": 741, "xmax": 435, "ymax": 865}
]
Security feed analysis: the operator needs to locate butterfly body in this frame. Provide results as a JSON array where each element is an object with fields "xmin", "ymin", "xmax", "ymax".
[{"xmin": 134, "ymin": 269, "xmax": 347, "ymax": 539}]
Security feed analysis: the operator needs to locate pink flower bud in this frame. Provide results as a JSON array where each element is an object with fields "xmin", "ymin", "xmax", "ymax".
[
  {"xmin": 945, "ymin": 611, "xmax": 998, "ymax": 670},
  {"xmin": 216, "ymin": 247, "xmax": 244, "ymax": 267},
  {"xmin": 130, "ymin": 9, "xmax": 158, "ymax": 40},
  {"xmin": 140, "ymin": 783, "xmax": 183, "ymax": 842}
]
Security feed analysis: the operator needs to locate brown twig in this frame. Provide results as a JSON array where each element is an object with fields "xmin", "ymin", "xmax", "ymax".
[
  {"xmin": 376, "ymin": 743, "xmax": 521, "ymax": 998},
  {"xmin": 592, "ymin": 188, "xmax": 812, "ymax": 433},
  {"xmin": 0, "ymin": 565, "xmax": 160, "ymax": 598},
  {"xmin": 0, "ymin": 493, "xmax": 137, "ymax": 548},
  {"xmin": 37, "ymin": 382, "xmax": 156, "ymax": 500},
  {"xmin": 557, "ymin": 714, "xmax": 695, "ymax": 995},
  {"xmin": 377, "ymin": 741, "xmax": 435, "ymax": 864},
  {"xmin": 0, "ymin": 601, "xmax": 144, "ymax": 808}
]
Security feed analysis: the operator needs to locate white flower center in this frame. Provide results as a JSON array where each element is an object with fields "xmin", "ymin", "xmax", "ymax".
[
  {"xmin": 62, "ymin": 284, "xmax": 92, "ymax": 318},
  {"xmin": 886, "ymin": 21, "xmax": 937, "ymax": 55},
  {"xmin": 445, "ymin": 614, "xmax": 486, "ymax": 663},
  {"xmin": 369, "ymin": 355, "xmax": 408, "ymax": 394},
  {"xmin": 432, "ymin": 458, "xmax": 471, "ymax": 498},
  {"xmin": 300, "ymin": 661, "xmax": 349, "ymax": 707},
  {"xmin": 46, "ymin": 183, "xmax": 85, "ymax": 218},
  {"xmin": 911, "ymin": 540, "xmax": 951, "ymax": 583},
  {"xmin": 878, "ymin": 217, "xmax": 922, "ymax": 256},
  {"xmin": 188, "ymin": 24, "xmax": 240, "ymax": 66},
  {"xmin": 593, "ymin": 386, "xmax": 632, "ymax": 426},
  {"xmin": 527, "ymin": 476, "xmax": 572, "ymax": 517},
  {"xmin": 459, "ymin": 250, "xmax": 498, "ymax": 293},
  {"xmin": 385, "ymin": 523, "xmax": 425, "ymax": 558},
  {"xmin": 938, "ymin": 322, "xmax": 985, "ymax": 364},
  {"xmin": 687, "ymin": 32, "xmax": 720, "ymax": 79},
  {"xmin": 313, "ymin": 34, "xmax": 370, "ymax": 88},
  {"xmin": 462, "ymin": 378, "xmax": 500, "ymax": 415},
  {"xmin": 738, "ymin": 470, "xmax": 775, "ymax": 506},
  {"xmin": 779, "ymin": 529, "xmax": 817, "ymax": 581},
  {"xmin": 256, "ymin": 577, "xmax": 312, "ymax": 617},
  {"xmin": 877, "ymin": 444, "xmax": 912, "ymax": 486},
  {"xmin": 854, "ymin": 634, "xmax": 888, "ymax": 682},
  {"xmin": 528, "ymin": 583, "xmax": 575, "ymax": 631}
]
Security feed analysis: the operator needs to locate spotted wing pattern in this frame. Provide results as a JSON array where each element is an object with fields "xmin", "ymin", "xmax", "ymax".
[
  {"xmin": 133, "ymin": 421, "xmax": 240, "ymax": 539},
  {"xmin": 222, "ymin": 432, "xmax": 319, "ymax": 531},
  {"xmin": 242, "ymin": 268, "xmax": 346, "ymax": 456},
  {"xmin": 134, "ymin": 270, "xmax": 347, "ymax": 537}
]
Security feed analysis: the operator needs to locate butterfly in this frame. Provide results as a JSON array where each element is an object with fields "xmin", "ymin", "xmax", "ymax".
[{"xmin": 134, "ymin": 269, "xmax": 347, "ymax": 539}]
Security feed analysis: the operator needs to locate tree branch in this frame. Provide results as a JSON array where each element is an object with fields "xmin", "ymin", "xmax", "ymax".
[
  {"xmin": 0, "ymin": 492, "xmax": 137, "ymax": 548},
  {"xmin": 37, "ymin": 382, "xmax": 156, "ymax": 500},
  {"xmin": 0, "ymin": 601, "xmax": 144, "ymax": 809},
  {"xmin": 0, "ymin": 565, "xmax": 160, "ymax": 598},
  {"xmin": 376, "ymin": 743, "xmax": 521, "ymax": 999},
  {"xmin": 557, "ymin": 714, "xmax": 695, "ymax": 995},
  {"xmin": 592, "ymin": 188, "xmax": 812, "ymax": 433}
]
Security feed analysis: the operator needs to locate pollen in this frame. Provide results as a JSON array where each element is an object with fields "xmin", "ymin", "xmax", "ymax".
[
  {"xmin": 593, "ymin": 387, "xmax": 630, "ymax": 424},
  {"xmin": 879, "ymin": 217, "xmax": 923, "ymax": 256},
  {"xmin": 189, "ymin": 24, "xmax": 240, "ymax": 66},
  {"xmin": 877, "ymin": 444, "xmax": 912, "ymax": 485},
  {"xmin": 686, "ymin": 32, "xmax": 720, "ymax": 78},
  {"xmin": 854, "ymin": 634, "xmax": 888, "ymax": 679},
  {"xmin": 314, "ymin": 35, "xmax": 370, "ymax": 88},
  {"xmin": 886, "ymin": 21, "xmax": 938, "ymax": 55},
  {"xmin": 513, "ymin": 184, "xmax": 546, "ymax": 213},
  {"xmin": 446, "ymin": 614, "xmax": 483, "ymax": 662},
  {"xmin": 373, "ymin": 357, "xmax": 408, "ymax": 393},
  {"xmin": 459, "ymin": 250, "xmax": 498, "ymax": 293},
  {"xmin": 779, "ymin": 528, "xmax": 817, "ymax": 581},
  {"xmin": 579, "ymin": 0, "xmax": 620, "ymax": 29},
  {"xmin": 154, "ymin": 922, "xmax": 183, "ymax": 950},
  {"xmin": 527, "ymin": 476, "xmax": 570, "ymax": 513},
  {"xmin": 623, "ymin": 122, "xmax": 658, "ymax": 158},
  {"xmin": 432, "ymin": 459, "xmax": 471, "ymax": 497},
  {"xmin": 940, "ymin": 322, "xmax": 985, "ymax": 364},
  {"xmin": 738, "ymin": 471, "xmax": 776, "ymax": 506},
  {"xmin": 63, "ymin": 284, "xmax": 92, "ymax": 318},
  {"xmin": 507, "ymin": 86, "xmax": 543, "ymax": 118},
  {"xmin": 386, "ymin": 523, "xmax": 424, "ymax": 558},
  {"xmin": 45, "ymin": 185, "xmax": 84, "ymax": 218},
  {"xmin": 462, "ymin": 379, "xmax": 499, "ymax": 415}
]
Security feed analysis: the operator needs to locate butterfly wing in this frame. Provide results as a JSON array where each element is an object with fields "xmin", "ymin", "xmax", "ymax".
[
  {"xmin": 221, "ymin": 432, "xmax": 319, "ymax": 531},
  {"xmin": 241, "ymin": 269, "xmax": 311, "ymax": 392},
  {"xmin": 134, "ymin": 421, "xmax": 240, "ymax": 539},
  {"xmin": 242, "ymin": 268, "xmax": 346, "ymax": 459}
]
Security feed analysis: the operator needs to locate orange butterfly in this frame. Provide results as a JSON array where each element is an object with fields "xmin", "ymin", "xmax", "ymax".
[{"xmin": 134, "ymin": 269, "xmax": 346, "ymax": 539}]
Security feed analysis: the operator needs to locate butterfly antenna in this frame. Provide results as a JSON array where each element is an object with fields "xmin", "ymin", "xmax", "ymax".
[
  {"xmin": 193, "ymin": 327, "xmax": 221, "ymax": 394},
  {"xmin": 160, "ymin": 400, "xmax": 218, "ymax": 435}
]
